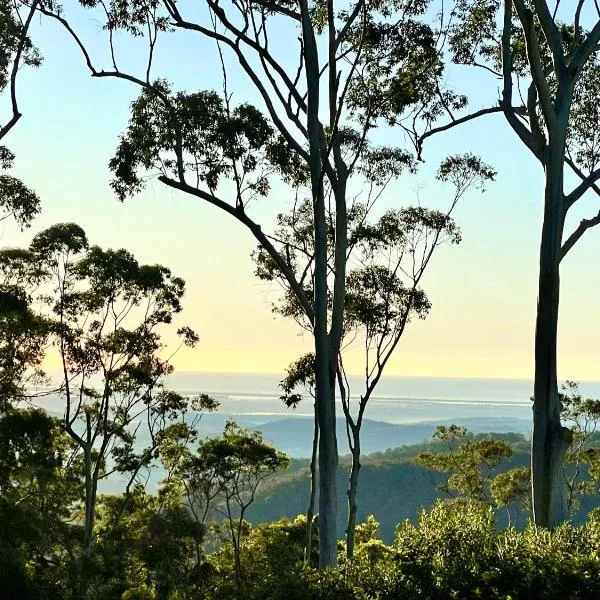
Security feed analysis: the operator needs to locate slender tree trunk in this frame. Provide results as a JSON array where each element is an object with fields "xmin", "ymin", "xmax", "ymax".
[
  {"xmin": 233, "ymin": 523, "xmax": 243, "ymax": 599},
  {"xmin": 346, "ymin": 428, "xmax": 360, "ymax": 559},
  {"xmin": 314, "ymin": 343, "xmax": 338, "ymax": 569},
  {"xmin": 83, "ymin": 450, "xmax": 97, "ymax": 554},
  {"xmin": 305, "ymin": 408, "xmax": 319, "ymax": 566},
  {"xmin": 531, "ymin": 143, "xmax": 572, "ymax": 527},
  {"xmin": 300, "ymin": 0, "xmax": 338, "ymax": 567}
]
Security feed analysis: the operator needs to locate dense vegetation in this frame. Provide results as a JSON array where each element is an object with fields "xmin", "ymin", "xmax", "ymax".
[{"xmin": 3, "ymin": 407, "xmax": 600, "ymax": 599}]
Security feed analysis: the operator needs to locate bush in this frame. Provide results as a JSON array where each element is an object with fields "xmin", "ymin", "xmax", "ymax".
[{"xmin": 349, "ymin": 501, "xmax": 600, "ymax": 600}]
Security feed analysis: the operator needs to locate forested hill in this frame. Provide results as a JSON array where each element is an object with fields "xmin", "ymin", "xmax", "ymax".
[
  {"xmin": 250, "ymin": 416, "xmax": 532, "ymax": 457},
  {"xmin": 247, "ymin": 433, "xmax": 598, "ymax": 541}
]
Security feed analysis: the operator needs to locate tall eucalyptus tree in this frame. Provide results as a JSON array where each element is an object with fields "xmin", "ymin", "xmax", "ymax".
[
  {"xmin": 414, "ymin": 0, "xmax": 600, "ymax": 527},
  {"xmin": 37, "ymin": 0, "xmax": 451, "ymax": 565}
]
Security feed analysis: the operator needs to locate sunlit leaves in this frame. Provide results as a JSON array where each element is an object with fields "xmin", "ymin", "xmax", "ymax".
[
  {"xmin": 415, "ymin": 425, "xmax": 513, "ymax": 503},
  {"xmin": 490, "ymin": 466, "xmax": 531, "ymax": 509}
]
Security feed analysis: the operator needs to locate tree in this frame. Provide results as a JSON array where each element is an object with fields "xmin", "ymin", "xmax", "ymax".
[
  {"xmin": 559, "ymin": 381, "xmax": 600, "ymax": 514},
  {"xmin": 166, "ymin": 420, "xmax": 289, "ymax": 598},
  {"xmin": 0, "ymin": 407, "xmax": 82, "ymax": 597},
  {"xmin": 39, "ymin": 0, "xmax": 454, "ymax": 566},
  {"xmin": 0, "ymin": 0, "xmax": 44, "ymax": 410},
  {"xmin": 415, "ymin": 425, "xmax": 513, "ymax": 504},
  {"xmin": 261, "ymin": 153, "xmax": 493, "ymax": 557},
  {"xmin": 14, "ymin": 222, "xmax": 207, "ymax": 558},
  {"xmin": 92, "ymin": 487, "xmax": 205, "ymax": 599},
  {"xmin": 0, "ymin": 247, "xmax": 52, "ymax": 409},
  {"xmin": 414, "ymin": 0, "xmax": 600, "ymax": 528},
  {"xmin": 490, "ymin": 466, "xmax": 531, "ymax": 524},
  {"xmin": 279, "ymin": 352, "xmax": 318, "ymax": 565}
]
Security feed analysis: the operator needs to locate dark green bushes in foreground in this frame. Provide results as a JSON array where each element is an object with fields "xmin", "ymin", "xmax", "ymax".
[
  {"xmin": 200, "ymin": 500, "xmax": 600, "ymax": 600},
  {"xmin": 3, "ymin": 488, "xmax": 600, "ymax": 599}
]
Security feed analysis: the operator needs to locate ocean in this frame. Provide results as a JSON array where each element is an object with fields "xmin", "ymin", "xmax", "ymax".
[
  {"xmin": 30, "ymin": 373, "xmax": 600, "ymax": 490},
  {"xmin": 34, "ymin": 371, "xmax": 547, "ymax": 425},
  {"xmin": 130, "ymin": 371, "xmax": 600, "ymax": 425}
]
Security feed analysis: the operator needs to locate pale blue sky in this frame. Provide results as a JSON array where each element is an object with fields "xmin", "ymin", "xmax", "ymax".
[{"xmin": 2, "ymin": 6, "xmax": 600, "ymax": 379}]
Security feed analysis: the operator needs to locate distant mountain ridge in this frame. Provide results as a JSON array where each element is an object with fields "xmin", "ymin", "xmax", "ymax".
[{"xmin": 248, "ymin": 415, "xmax": 532, "ymax": 457}]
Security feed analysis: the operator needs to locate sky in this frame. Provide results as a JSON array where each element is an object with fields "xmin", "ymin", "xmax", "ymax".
[{"xmin": 2, "ymin": 4, "xmax": 600, "ymax": 381}]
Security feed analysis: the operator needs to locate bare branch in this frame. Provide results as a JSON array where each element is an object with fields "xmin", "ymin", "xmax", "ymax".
[
  {"xmin": 158, "ymin": 175, "xmax": 315, "ymax": 323},
  {"xmin": 560, "ymin": 209, "xmax": 600, "ymax": 262},
  {"xmin": 0, "ymin": 0, "xmax": 39, "ymax": 142},
  {"xmin": 500, "ymin": 0, "xmax": 543, "ymax": 162},
  {"xmin": 417, "ymin": 106, "xmax": 504, "ymax": 159},
  {"xmin": 565, "ymin": 166, "xmax": 600, "ymax": 208}
]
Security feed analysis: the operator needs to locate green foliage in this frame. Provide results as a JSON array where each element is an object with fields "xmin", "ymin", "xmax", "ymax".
[
  {"xmin": 279, "ymin": 352, "xmax": 315, "ymax": 408},
  {"xmin": 90, "ymin": 488, "xmax": 203, "ymax": 600},
  {"xmin": 205, "ymin": 517, "xmax": 364, "ymax": 600},
  {"xmin": 350, "ymin": 500, "xmax": 600, "ymax": 600},
  {"xmin": 198, "ymin": 505, "xmax": 600, "ymax": 600},
  {"xmin": 0, "ymin": 0, "xmax": 42, "ymax": 228},
  {"xmin": 0, "ymin": 284, "xmax": 52, "ymax": 409},
  {"xmin": 184, "ymin": 420, "xmax": 290, "ymax": 498},
  {"xmin": 490, "ymin": 466, "xmax": 531, "ymax": 510},
  {"xmin": 559, "ymin": 381, "xmax": 600, "ymax": 513},
  {"xmin": 0, "ymin": 0, "xmax": 40, "ymax": 93},
  {"xmin": 415, "ymin": 425, "xmax": 513, "ymax": 503},
  {"xmin": 110, "ymin": 82, "xmax": 278, "ymax": 201},
  {"xmin": 343, "ymin": 0, "xmax": 446, "ymax": 124},
  {"xmin": 0, "ymin": 221, "xmax": 220, "ymax": 589},
  {"xmin": 0, "ymin": 407, "xmax": 82, "ymax": 598},
  {"xmin": 0, "ymin": 174, "xmax": 41, "ymax": 228},
  {"xmin": 3, "ymin": 419, "xmax": 600, "ymax": 599}
]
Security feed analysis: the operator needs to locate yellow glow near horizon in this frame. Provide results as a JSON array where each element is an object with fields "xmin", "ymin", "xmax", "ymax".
[{"xmin": 10, "ymin": 22, "xmax": 600, "ymax": 385}]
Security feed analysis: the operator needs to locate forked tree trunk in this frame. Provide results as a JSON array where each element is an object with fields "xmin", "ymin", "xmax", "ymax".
[{"xmin": 531, "ymin": 143, "xmax": 572, "ymax": 527}]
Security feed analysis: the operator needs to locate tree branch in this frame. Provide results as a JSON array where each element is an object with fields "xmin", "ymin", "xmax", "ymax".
[
  {"xmin": 253, "ymin": 0, "xmax": 300, "ymax": 21},
  {"xmin": 560, "ymin": 209, "xmax": 600, "ymax": 262},
  {"xmin": 531, "ymin": 0, "xmax": 565, "ymax": 73},
  {"xmin": 500, "ymin": 0, "xmax": 543, "ymax": 162},
  {"xmin": 417, "ymin": 106, "xmax": 504, "ymax": 159},
  {"xmin": 565, "ymin": 166, "xmax": 600, "ymax": 208},
  {"xmin": 160, "ymin": 5, "xmax": 311, "ymax": 164},
  {"xmin": 158, "ymin": 175, "xmax": 314, "ymax": 322},
  {"xmin": 0, "ymin": 0, "xmax": 39, "ymax": 142},
  {"xmin": 569, "ymin": 18, "xmax": 600, "ymax": 78},
  {"xmin": 513, "ymin": 0, "xmax": 557, "ymax": 133}
]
